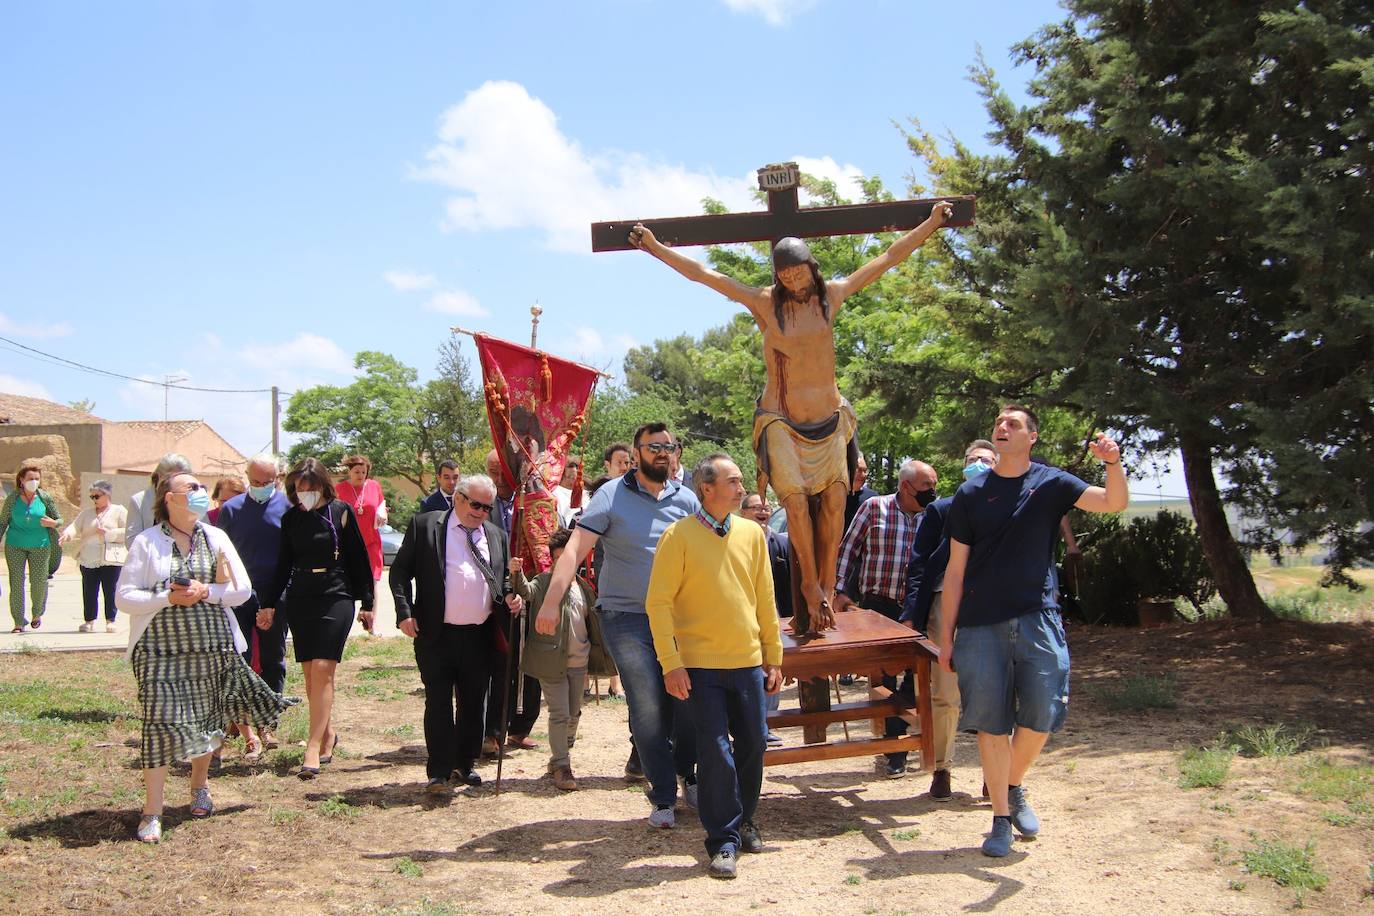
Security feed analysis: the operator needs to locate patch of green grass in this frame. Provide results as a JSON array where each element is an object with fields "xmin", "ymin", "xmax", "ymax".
[
  {"xmin": 318, "ymin": 794, "xmax": 359, "ymax": 819},
  {"xmin": 347, "ymin": 683, "xmax": 387, "ymax": 699},
  {"xmin": 1090, "ymin": 670, "xmax": 1178, "ymax": 712},
  {"xmin": 1294, "ymin": 757, "xmax": 1374, "ymax": 804},
  {"xmin": 15, "ymin": 642, "xmax": 46, "ymax": 655},
  {"xmin": 277, "ymin": 707, "xmax": 310, "ymax": 745},
  {"xmin": 891, "ymin": 828, "xmax": 921, "ymax": 841},
  {"xmin": 1319, "ymin": 810, "xmax": 1355, "ymax": 827},
  {"xmin": 1229, "ymin": 722, "xmax": 1315, "ymax": 758},
  {"xmin": 843, "ymin": 874, "xmax": 862, "ymax": 885},
  {"xmin": 1179, "ymin": 744, "xmax": 1236, "ymax": 789},
  {"xmin": 1228, "ymin": 879, "xmax": 1246, "ymax": 891},
  {"xmin": 394, "ymin": 856, "xmax": 424, "ymax": 878},
  {"xmin": 270, "ymin": 807, "xmax": 303, "ymax": 826},
  {"xmin": 1211, "ymin": 802, "xmax": 1234, "ymax": 815},
  {"xmin": 1064, "ymin": 761, "xmax": 1078, "ymax": 774},
  {"xmin": 357, "ymin": 665, "xmax": 407, "ymax": 681},
  {"xmin": 1241, "ymin": 837, "xmax": 1328, "ymax": 905},
  {"xmin": 344, "ymin": 636, "xmax": 413, "ymax": 664},
  {"xmin": 269, "ymin": 746, "xmax": 304, "ymax": 767},
  {"xmin": 384, "ymin": 724, "xmax": 417, "ymax": 739}
]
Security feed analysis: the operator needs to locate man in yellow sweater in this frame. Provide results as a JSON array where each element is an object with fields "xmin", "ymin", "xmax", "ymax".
[{"xmin": 646, "ymin": 453, "xmax": 784, "ymax": 880}]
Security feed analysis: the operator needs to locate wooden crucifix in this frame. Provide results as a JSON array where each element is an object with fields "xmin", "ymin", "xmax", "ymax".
[{"xmin": 593, "ymin": 162, "xmax": 974, "ymax": 637}]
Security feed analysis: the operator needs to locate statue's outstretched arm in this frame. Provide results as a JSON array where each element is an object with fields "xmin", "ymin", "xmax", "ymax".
[
  {"xmin": 828, "ymin": 201, "xmax": 953, "ymax": 303},
  {"xmin": 628, "ymin": 223, "xmax": 769, "ymax": 317}
]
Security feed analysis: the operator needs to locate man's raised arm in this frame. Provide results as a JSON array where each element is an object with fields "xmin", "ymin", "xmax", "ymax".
[
  {"xmin": 1074, "ymin": 435, "xmax": 1129, "ymax": 514},
  {"xmin": 535, "ymin": 525, "xmax": 600, "ymax": 621}
]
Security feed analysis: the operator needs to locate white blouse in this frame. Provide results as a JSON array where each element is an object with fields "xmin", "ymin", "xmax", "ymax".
[
  {"xmin": 115, "ymin": 522, "xmax": 253, "ymax": 660},
  {"xmin": 61, "ymin": 504, "xmax": 128, "ymax": 568}
]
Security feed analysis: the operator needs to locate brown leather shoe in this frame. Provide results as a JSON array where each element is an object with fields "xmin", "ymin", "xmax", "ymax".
[
  {"xmin": 507, "ymin": 734, "xmax": 539, "ymax": 750},
  {"xmin": 481, "ymin": 737, "xmax": 499, "ymax": 757},
  {"xmin": 550, "ymin": 765, "xmax": 577, "ymax": 791},
  {"xmin": 929, "ymin": 768, "xmax": 952, "ymax": 801}
]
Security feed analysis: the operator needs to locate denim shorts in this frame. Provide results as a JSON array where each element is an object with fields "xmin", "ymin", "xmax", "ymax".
[{"xmin": 953, "ymin": 608, "xmax": 1070, "ymax": 736}]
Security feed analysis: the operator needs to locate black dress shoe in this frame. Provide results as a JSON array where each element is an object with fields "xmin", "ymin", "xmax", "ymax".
[
  {"xmin": 297, "ymin": 765, "xmax": 321, "ymax": 781},
  {"xmin": 452, "ymin": 768, "xmax": 482, "ymax": 787}
]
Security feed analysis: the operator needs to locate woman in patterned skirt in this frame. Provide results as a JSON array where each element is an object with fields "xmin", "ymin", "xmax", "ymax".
[
  {"xmin": 258, "ymin": 458, "xmax": 374, "ymax": 779},
  {"xmin": 117, "ymin": 470, "xmax": 292, "ymax": 843}
]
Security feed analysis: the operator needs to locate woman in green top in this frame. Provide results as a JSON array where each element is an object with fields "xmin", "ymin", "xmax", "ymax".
[{"xmin": 0, "ymin": 460, "xmax": 63, "ymax": 632}]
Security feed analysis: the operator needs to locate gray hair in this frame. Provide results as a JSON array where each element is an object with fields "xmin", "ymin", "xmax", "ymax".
[
  {"xmin": 153, "ymin": 452, "xmax": 192, "ymax": 483},
  {"xmin": 90, "ymin": 479, "xmax": 113, "ymax": 495},
  {"xmin": 692, "ymin": 452, "xmax": 732, "ymax": 498},
  {"xmin": 247, "ymin": 452, "xmax": 283, "ymax": 474},
  {"xmin": 460, "ymin": 473, "xmax": 497, "ymax": 499},
  {"xmin": 898, "ymin": 459, "xmax": 932, "ymax": 484}
]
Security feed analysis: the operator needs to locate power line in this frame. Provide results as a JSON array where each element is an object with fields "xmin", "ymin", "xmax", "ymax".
[{"xmin": 0, "ymin": 333, "xmax": 275, "ymax": 393}]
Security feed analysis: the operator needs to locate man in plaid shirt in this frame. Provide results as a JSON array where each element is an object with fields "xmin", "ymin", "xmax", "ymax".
[{"xmin": 833, "ymin": 458, "xmax": 939, "ymax": 777}]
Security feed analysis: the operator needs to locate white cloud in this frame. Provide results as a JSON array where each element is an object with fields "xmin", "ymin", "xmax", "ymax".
[
  {"xmin": 568, "ymin": 326, "xmax": 638, "ymax": 376},
  {"xmin": 241, "ymin": 333, "xmax": 353, "ymax": 375},
  {"xmin": 383, "ymin": 270, "xmax": 438, "ymax": 292},
  {"xmin": 424, "ymin": 289, "xmax": 487, "ymax": 318},
  {"xmin": 791, "ymin": 155, "xmax": 867, "ymax": 199},
  {"xmin": 414, "ymin": 81, "xmax": 757, "ymax": 252},
  {"xmin": 0, "ymin": 312, "xmax": 73, "ymax": 340},
  {"xmin": 0, "ymin": 374, "xmax": 54, "ymax": 400},
  {"xmin": 721, "ymin": 0, "xmax": 819, "ymax": 27}
]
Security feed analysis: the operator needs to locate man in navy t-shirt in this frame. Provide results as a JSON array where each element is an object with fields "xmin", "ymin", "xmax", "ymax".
[{"xmin": 938, "ymin": 405, "xmax": 1126, "ymax": 857}]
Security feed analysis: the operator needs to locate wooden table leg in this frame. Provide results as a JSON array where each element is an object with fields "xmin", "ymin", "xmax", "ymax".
[
  {"xmin": 868, "ymin": 671, "xmax": 885, "ymax": 736},
  {"xmin": 798, "ymin": 676, "xmax": 830, "ymax": 745},
  {"xmin": 916, "ymin": 656, "xmax": 934, "ymax": 771}
]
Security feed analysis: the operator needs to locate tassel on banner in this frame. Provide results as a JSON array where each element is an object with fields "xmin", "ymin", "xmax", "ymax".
[{"xmin": 540, "ymin": 354, "xmax": 553, "ymax": 403}]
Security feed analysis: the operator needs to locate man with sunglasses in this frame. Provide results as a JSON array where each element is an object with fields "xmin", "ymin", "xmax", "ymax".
[
  {"xmin": 536, "ymin": 422, "xmax": 701, "ymax": 828},
  {"xmin": 389, "ymin": 473, "xmax": 523, "ymax": 794}
]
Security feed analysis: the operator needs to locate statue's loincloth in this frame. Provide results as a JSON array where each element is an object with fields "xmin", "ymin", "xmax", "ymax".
[{"xmin": 752, "ymin": 398, "xmax": 858, "ymax": 501}]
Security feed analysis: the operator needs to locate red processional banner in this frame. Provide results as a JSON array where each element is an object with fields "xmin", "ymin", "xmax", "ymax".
[{"xmin": 472, "ymin": 333, "xmax": 599, "ymax": 574}]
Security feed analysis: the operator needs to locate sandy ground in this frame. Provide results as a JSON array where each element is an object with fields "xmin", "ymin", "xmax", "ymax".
[{"xmin": 1, "ymin": 617, "xmax": 1372, "ymax": 914}]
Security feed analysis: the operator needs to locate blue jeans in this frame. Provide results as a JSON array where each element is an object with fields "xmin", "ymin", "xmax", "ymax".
[
  {"xmin": 685, "ymin": 666, "xmax": 767, "ymax": 857},
  {"xmin": 598, "ymin": 609, "xmax": 696, "ymax": 807}
]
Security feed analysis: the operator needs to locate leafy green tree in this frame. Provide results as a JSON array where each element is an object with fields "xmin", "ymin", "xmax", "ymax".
[
  {"xmin": 416, "ymin": 334, "xmax": 487, "ymax": 475},
  {"xmin": 892, "ymin": 0, "xmax": 1373, "ymax": 613}
]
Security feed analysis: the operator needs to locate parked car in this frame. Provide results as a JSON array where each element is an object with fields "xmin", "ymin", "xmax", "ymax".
[{"xmin": 379, "ymin": 524, "xmax": 404, "ymax": 566}]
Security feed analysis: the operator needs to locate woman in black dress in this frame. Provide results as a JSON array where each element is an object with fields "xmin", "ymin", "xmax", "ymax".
[{"xmin": 258, "ymin": 458, "xmax": 374, "ymax": 778}]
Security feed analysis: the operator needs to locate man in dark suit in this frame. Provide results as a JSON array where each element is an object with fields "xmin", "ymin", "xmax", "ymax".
[
  {"xmin": 899, "ymin": 439, "xmax": 997, "ymax": 800},
  {"xmin": 419, "ymin": 460, "xmax": 461, "ymax": 514},
  {"xmin": 390, "ymin": 473, "xmax": 524, "ymax": 795}
]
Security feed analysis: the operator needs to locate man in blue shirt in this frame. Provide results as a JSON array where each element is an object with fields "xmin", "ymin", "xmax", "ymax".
[
  {"xmin": 939, "ymin": 406, "xmax": 1126, "ymax": 857},
  {"xmin": 215, "ymin": 454, "xmax": 291, "ymax": 702},
  {"xmin": 536, "ymin": 422, "xmax": 701, "ymax": 829}
]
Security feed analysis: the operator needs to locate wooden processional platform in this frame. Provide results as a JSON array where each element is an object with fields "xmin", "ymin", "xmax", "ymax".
[{"xmin": 765, "ymin": 607, "xmax": 939, "ymax": 771}]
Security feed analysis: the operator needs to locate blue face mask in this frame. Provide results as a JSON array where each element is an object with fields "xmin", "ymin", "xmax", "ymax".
[
  {"xmin": 962, "ymin": 461, "xmax": 993, "ymax": 481},
  {"xmin": 249, "ymin": 484, "xmax": 275, "ymax": 503},
  {"xmin": 186, "ymin": 489, "xmax": 212, "ymax": 517}
]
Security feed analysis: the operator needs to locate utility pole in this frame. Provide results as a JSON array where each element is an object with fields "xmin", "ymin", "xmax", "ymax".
[{"xmin": 271, "ymin": 386, "xmax": 280, "ymax": 455}]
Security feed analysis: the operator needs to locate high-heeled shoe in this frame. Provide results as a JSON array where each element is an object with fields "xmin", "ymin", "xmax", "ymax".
[
  {"xmin": 190, "ymin": 787, "xmax": 213, "ymax": 818},
  {"xmin": 320, "ymin": 734, "xmax": 339, "ymax": 765},
  {"xmin": 297, "ymin": 765, "xmax": 320, "ymax": 780}
]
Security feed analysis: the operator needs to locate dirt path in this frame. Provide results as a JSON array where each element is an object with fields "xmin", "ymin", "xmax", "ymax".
[{"xmin": 2, "ymin": 619, "xmax": 1372, "ymax": 914}]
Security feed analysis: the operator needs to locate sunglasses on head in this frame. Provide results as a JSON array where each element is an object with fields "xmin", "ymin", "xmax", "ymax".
[
  {"xmin": 459, "ymin": 491, "xmax": 494, "ymax": 514},
  {"xmin": 640, "ymin": 442, "xmax": 679, "ymax": 455}
]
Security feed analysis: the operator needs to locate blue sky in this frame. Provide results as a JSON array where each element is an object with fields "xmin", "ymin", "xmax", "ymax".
[{"xmin": 1, "ymin": 0, "xmax": 1186, "ymax": 497}]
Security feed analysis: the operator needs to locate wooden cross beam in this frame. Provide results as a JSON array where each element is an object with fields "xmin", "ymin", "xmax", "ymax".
[{"xmin": 590, "ymin": 161, "xmax": 975, "ymax": 252}]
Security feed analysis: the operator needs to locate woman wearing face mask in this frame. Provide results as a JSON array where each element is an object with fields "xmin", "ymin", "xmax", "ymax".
[
  {"xmin": 258, "ymin": 458, "xmax": 374, "ymax": 779},
  {"xmin": 206, "ymin": 472, "xmax": 247, "ymax": 526},
  {"xmin": 59, "ymin": 479, "xmax": 127, "ymax": 633},
  {"xmin": 335, "ymin": 454, "xmax": 387, "ymax": 582},
  {"xmin": 0, "ymin": 461, "xmax": 63, "ymax": 633},
  {"xmin": 115, "ymin": 470, "xmax": 291, "ymax": 843}
]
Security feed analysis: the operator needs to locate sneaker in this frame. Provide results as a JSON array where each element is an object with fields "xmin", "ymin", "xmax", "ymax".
[
  {"xmin": 982, "ymin": 816, "xmax": 1014, "ymax": 857},
  {"xmin": 425, "ymin": 777, "xmax": 454, "ymax": 797},
  {"xmin": 765, "ymin": 730, "xmax": 783, "ymax": 746},
  {"xmin": 624, "ymin": 747, "xmax": 644, "ymax": 781},
  {"xmin": 739, "ymin": 822, "xmax": 763, "ymax": 854},
  {"xmin": 1008, "ymin": 785, "xmax": 1040, "ymax": 836},
  {"xmin": 105, "ymin": 623, "xmax": 117, "ymax": 633},
  {"xmin": 649, "ymin": 805, "xmax": 675, "ymax": 829},
  {"xmin": 78, "ymin": 622, "xmax": 94, "ymax": 633},
  {"xmin": 929, "ymin": 768, "xmax": 952, "ymax": 801},
  {"xmin": 680, "ymin": 775, "xmax": 698, "ymax": 810},
  {"xmin": 838, "ymin": 675, "xmax": 854, "ymax": 686},
  {"xmin": 550, "ymin": 765, "xmax": 578, "ymax": 792},
  {"xmin": 708, "ymin": 845, "xmax": 738, "ymax": 879}
]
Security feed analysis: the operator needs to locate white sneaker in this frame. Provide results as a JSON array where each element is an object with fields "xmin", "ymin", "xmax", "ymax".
[
  {"xmin": 106, "ymin": 623, "xmax": 117, "ymax": 633},
  {"xmin": 649, "ymin": 805, "xmax": 675, "ymax": 829},
  {"xmin": 679, "ymin": 776, "xmax": 699, "ymax": 810}
]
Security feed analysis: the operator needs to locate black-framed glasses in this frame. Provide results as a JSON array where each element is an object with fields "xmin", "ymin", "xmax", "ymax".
[
  {"xmin": 459, "ymin": 490, "xmax": 494, "ymax": 514},
  {"xmin": 640, "ymin": 442, "xmax": 679, "ymax": 455}
]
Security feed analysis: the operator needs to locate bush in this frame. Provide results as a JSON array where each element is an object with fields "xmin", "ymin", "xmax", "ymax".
[
  {"xmin": 1179, "ymin": 744, "xmax": 1236, "ymax": 788},
  {"xmin": 1089, "ymin": 670, "xmax": 1179, "ymax": 712},
  {"xmin": 1073, "ymin": 511, "xmax": 1216, "ymax": 626}
]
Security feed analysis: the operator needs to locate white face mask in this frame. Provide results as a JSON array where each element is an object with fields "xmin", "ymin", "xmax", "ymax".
[
  {"xmin": 22, "ymin": 479, "xmax": 39, "ymax": 494},
  {"xmin": 297, "ymin": 491, "xmax": 321, "ymax": 510}
]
